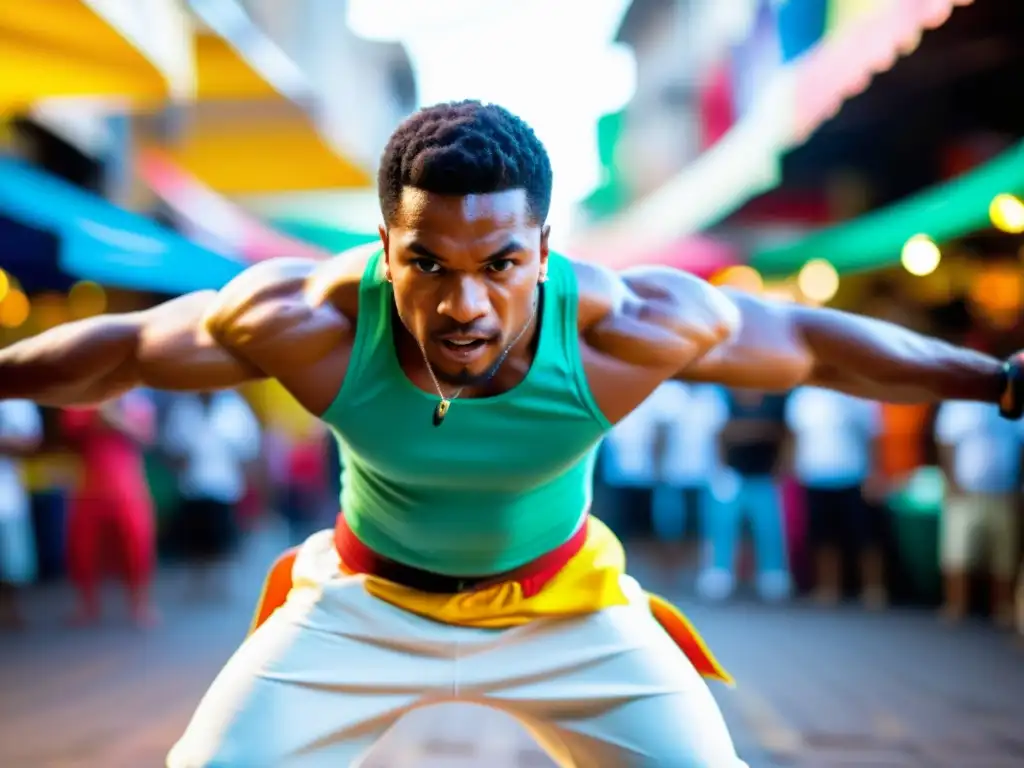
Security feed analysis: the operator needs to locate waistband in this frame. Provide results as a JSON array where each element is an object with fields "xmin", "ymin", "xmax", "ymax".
[{"xmin": 333, "ymin": 513, "xmax": 588, "ymax": 598}]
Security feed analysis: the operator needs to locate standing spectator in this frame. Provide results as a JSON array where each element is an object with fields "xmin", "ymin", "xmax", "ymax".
[
  {"xmin": 0, "ymin": 399, "xmax": 42, "ymax": 628},
  {"xmin": 660, "ymin": 383, "xmax": 729, "ymax": 553},
  {"xmin": 601, "ymin": 382, "xmax": 695, "ymax": 542},
  {"xmin": 786, "ymin": 387, "xmax": 885, "ymax": 608},
  {"xmin": 163, "ymin": 391, "xmax": 261, "ymax": 600},
  {"xmin": 699, "ymin": 389, "xmax": 791, "ymax": 602},
  {"xmin": 62, "ymin": 391, "xmax": 158, "ymax": 628},
  {"xmin": 1016, "ymin": 562, "xmax": 1024, "ymax": 645},
  {"xmin": 277, "ymin": 426, "xmax": 332, "ymax": 547},
  {"xmin": 935, "ymin": 400, "xmax": 1023, "ymax": 625}
]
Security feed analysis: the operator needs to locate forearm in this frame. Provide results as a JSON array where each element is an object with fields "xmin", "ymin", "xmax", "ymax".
[
  {"xmin": 0, "ymin": 316, "xmax": 140, "ymax": 405},
  {"xmin": 795, "ymin": 306, "xmax": 1004, "ymax": 403}
]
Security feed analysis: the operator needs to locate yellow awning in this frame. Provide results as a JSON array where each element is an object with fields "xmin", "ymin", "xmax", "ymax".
[
  {"xmin": 145, "ymin": 101, "xmax": 372, "ymax": 195},
  {"xmin": 141, "ymin": 8, "xmax": 372, "ymax": 195},
  {"xmin": 0, "ymin": 0, "xmax": 194, "ymax": 111}
]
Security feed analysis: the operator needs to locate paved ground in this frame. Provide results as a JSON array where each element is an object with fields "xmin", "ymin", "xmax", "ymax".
[{"xmin": 2, "ymin": 531, "xmax": 1022, "ymax": 767}]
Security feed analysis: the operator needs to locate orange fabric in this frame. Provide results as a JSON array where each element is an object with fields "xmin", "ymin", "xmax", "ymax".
[
  {"xmin": 249, "ymin": 521, "xmax": 732, "ymax": 685},
  {"xmin": 250, "ymin": 547, "xmax": 298, "ymax": 634},
  {"xmin": 877, "ymin": 402, "xmax": 931, "ymax": 480},
  {"xmin": 648, "ymin": 593, "xmax": 733, "ymax": 685}
]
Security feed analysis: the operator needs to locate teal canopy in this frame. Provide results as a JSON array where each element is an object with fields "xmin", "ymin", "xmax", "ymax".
[{"xmin": 0, "ymin": 158, "xmax": 244, "ymax": 293}]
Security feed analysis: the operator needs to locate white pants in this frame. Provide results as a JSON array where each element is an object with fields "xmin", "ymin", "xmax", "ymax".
[
  {"xmin": 168, "ymin": 531, "xmax": 746, "ymax": 767},
  {"xmin": 941, "ymin": 493, "xmax": 1019, "ymax": 577}
]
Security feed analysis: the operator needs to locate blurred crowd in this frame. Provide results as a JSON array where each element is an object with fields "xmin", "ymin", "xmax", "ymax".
[
  {"xmin": 0, "ymin": 389, "xmax": 339, "ymax": 629},
  {"xmin": 596, "ymin": 377, "xmax": 1024, "ymax": 634}
]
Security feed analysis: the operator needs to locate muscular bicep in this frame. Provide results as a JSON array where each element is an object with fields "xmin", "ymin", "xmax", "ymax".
[
  {"xmin": 133, "ymin": 292, "xmax": 263, "ymax": 391},
  {"xmin": 580, "ymin": 262, "xmax": 741, "ymax": 371},
  {"xmin": 678, "ymin": 290, "xmax": 813, "ymax": 391}
]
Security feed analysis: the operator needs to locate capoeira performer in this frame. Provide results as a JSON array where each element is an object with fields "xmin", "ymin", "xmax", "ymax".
[{"xmin": 0, "ymin": 101, "xmax": 1020, "ymax": 766}]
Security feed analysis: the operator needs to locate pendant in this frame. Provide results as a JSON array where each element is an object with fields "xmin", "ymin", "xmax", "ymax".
[{"xmin": 433, "ymin": 399, "xmax": 450, "ymax": 427}]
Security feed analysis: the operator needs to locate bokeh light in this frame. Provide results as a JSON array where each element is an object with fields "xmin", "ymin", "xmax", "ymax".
[
  {"xmin": 711, "ymin": 265, "xmax": 764, "ymax": 294},
  {"xmin": 989, "ymin": 193, "xmax": 1024, "ymax": 234},
  {"xmin": 797, "ymin": 258, "xmax": 840, "ymax": 303},
  {"xmin": 900, "ymin": 234, "xmax": 941, "ymax": 276},
  {"xmin": 68, "ymin": 280, "xmax": 108, "ymax": 319},
  {"xmin": 0, "ymin": 289, "xmax": 30, "ymax": 329}
]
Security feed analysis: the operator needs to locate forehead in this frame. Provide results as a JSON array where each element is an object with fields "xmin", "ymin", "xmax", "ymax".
[{"xmin": 392, "ymin": 188, "xmax": 535, "ymax": 247}]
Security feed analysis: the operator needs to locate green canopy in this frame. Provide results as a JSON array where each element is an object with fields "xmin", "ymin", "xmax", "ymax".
[
  {"xmin": 751, "ymin": 139, "xmax": 1024, "ymax": 276},
  {"xmin": 581, "ymin": 109, "xmax": 630, "ymax": 222}
]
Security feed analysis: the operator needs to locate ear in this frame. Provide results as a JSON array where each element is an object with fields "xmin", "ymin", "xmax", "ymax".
[
  {"xmin": 539, "ymin": 225, "xmax": 551, "ymax": 281},
  {"xmin": 378, "ymin": 225, "xmax": 391, "ymax": 279}
]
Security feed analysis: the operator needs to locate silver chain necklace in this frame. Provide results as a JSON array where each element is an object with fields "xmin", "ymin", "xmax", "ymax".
[{"xmin": 417, "ymin": 293, "xmax": 538, "ymax": 427}]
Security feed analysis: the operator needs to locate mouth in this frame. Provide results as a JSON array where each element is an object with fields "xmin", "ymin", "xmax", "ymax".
[{"xmin": 434, "ymin": 336, "xmax": 493, "ymax": 365}]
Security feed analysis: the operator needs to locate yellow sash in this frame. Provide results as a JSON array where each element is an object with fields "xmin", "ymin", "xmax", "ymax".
[{"xmin": 341, "ymin": 517, "xmax": 733, "ymax": 685}]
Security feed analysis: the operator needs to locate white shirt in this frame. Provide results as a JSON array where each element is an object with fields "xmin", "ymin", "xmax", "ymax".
[
  {"xmin": 163, "ymin": 392, "xmax": 261, "ymax": 503},
  {"xmin": 785, "ymin": 386, "xmax": 879, "ymax": 488},
  {"xmin": 935, "ymin": 400, "xmax": 1024, "ymax": 494},
  {"xmin": 0, "ymin": 400, "xmax": 42, "ymax": 519},
  {"xmin": 602, "ymin": 382, "xmax": 728, "ymax": 487}
]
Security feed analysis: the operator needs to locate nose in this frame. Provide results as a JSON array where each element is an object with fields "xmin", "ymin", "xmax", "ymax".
[{"xmin": 438, "ymin": 275, "xmax": 489, "ymax": 325}]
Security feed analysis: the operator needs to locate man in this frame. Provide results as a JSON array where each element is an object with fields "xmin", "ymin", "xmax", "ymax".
[
  {"xmin": 600, "ymin": 381, "xmax": 701, "ymax": 542},
  {"xmin": 699, "ymin": 389, "xmax": 792, "ymax": 602},
  {"xmin": 935, "ymin": 398, "xmax": 1023, "ymax": 625},
  {"xmin": 0, "ymin": 101, "xmax": 1019, "ymax": 766},
  {"xmin": 61, "ymin": 391, "xmax": 159, "ymax": 627},
  {"xmin": 0, "ymin": 399, "xmax": 43, "ymax": 628},
  {"xmin": 786, "ymin": 386, "xmax": 885, "ymax": 608},
  {"xmin": 163, "ymin": 390, "xmax": 261, "ymax": 599}
]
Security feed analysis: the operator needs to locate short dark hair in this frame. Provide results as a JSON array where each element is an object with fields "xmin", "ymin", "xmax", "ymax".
[{"xmin": 378, "ymin": 100, "xmax": 553, "ymax": 227}]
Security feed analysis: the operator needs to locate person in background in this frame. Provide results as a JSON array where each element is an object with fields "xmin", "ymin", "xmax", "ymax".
[
  {"xmin": 163, "ymin": 391, "xmax": 261, "ymax": 600},
  {"xmin": 62, "ymin": 390, "xmax": 158, "ymax": 628},
  {"xmin": 786, "ymin": 386, "xmax": 885, "ymax": 608},
  {"xmin": 278, "ymin": 425, "xmax": 333, "ymax": 547},
  {"xmin": 600, "ymin": 382, "xmax": 690, "ymax": 542},
  {"xmin": 0, "ymin": 399, "xmax": 42, "ymax": 629},
  {"xmin": 934, "ymin": 399, "xmax": 1023, "ymax": 626},
  {"xmin": 1016, "ymin": 562, "xmax": 1024, "ymax": 646},
  {"xmin": 699, "ymin": 388, "xmax": 792, "ymax": 602},
  {"xmin": 663, "ymin": 383, "xmax": 730, "ymax": 560}
]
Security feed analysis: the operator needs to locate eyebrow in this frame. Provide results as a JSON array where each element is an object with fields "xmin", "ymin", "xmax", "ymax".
[{"xmin": 407, "ymin": 240, "xmax": 526, "ymax": 262}]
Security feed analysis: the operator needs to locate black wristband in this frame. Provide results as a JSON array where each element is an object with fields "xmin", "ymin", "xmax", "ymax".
[{"xmin": 999, "ymin": 354, "xmax": 1023, "ymax": 420}]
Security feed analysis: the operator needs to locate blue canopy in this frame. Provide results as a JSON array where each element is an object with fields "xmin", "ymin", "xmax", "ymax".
[{"xmin": 0, "ymin": 159, "xmax": 245, "ymax": 294}]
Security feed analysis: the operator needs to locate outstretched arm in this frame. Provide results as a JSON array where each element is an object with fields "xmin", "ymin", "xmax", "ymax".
[
  {"xmin": 680, "ymin": 285, "xmax": 1005, "ymax": 404},
  {"xmin": 0, "ymin": 291, "xmax": 259, "ymax": 407}
]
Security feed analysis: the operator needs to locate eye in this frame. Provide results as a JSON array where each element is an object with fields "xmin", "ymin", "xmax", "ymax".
[
  {"xmin": 412, "ymin": 258, "xmax": 442, "ymax": 274},
  {"xmin": 486, "ymin": 259, "xmax": 515, "ymax": 274}
]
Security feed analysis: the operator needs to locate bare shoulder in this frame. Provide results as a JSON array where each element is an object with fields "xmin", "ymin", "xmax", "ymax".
[
  {"xmin": 569, "ymin": 258, "xmax": 739, "ymax": 368},
  {"xmin": 210, "ymin": 243, "xmax": 376, "ymax": 330}
]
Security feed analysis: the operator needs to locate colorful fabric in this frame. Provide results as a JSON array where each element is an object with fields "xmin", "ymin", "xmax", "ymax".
[{"xmin": 252, "ymin": 517, "xmax": 733, "ymax": 685}]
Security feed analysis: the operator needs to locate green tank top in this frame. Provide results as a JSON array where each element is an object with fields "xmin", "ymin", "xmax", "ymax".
[{"xmin": 320, "ymin": 250, "xmax": 611, "ymax": 575}]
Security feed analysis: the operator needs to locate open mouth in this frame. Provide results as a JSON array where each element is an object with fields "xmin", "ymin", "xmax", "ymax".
[{"xmin": 441, "ymin": 338, "xmax": 487, "ymax": 351}]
